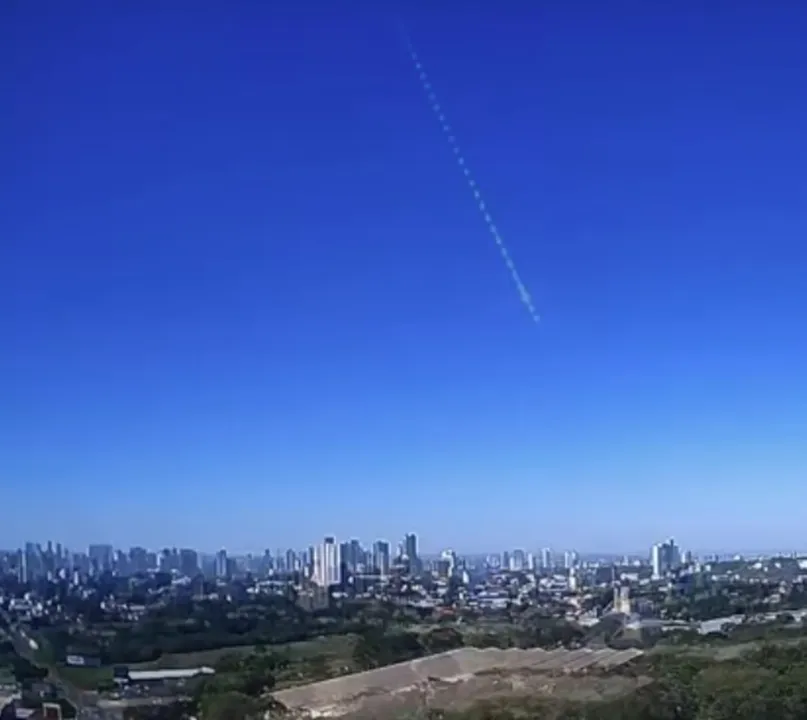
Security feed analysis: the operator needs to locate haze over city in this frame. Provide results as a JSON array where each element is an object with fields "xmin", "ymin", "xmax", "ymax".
[{"xmin": 3, "ymin": 1, "xmax": 806, "ymax": 554}]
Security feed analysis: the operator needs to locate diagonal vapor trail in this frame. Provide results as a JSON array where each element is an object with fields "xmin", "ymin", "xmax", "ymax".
[{"xmin": 398, "ymin": 22, "xmax": 540, "ymax": 324}]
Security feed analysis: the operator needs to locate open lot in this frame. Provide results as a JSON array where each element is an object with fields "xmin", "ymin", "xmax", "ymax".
[{"xmin": 272, "ymin": 646, "xmax": 647, "ymax": 719}]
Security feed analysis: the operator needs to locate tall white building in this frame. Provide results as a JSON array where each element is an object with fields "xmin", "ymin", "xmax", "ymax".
[
  {"xmin": 440, "ymin": 549, "xmax": 457, "ymax": 576},
  {"xmin": 651, "ymin": 544, "xmax": 663, "ymax": 579},
  {"xmin": 313, "ymin": 537, "xmax": 341, "ymax": 587},
  {"xmin": 651, "ymin": 538, "xmax": 681, "ymax": 579}
]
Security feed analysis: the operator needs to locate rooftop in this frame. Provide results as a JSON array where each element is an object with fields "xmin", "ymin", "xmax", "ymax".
[{"xmin": 127, "ymin": 666, "xmax": 215, "ymax": 682}]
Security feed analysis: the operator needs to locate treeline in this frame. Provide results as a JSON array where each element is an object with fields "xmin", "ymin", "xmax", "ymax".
[
  {"xmin": 659, "ymin": 615, "xmax": 807, "ymax": 650},
  {"xmin": 465, "ymin": 618, "xmax": 586, "ymax": 651},
  {"xmin": 42, "ymin": 594, "xmax": 586, "ymax": 666},
  {"xmin": 0, "ymin": 640, "xmax": 48, "ymax": 684},
  {"xmin": 353, "ymin": 627, "xmax": 464, "ymax": 670},
  {"xmin": 661, "ymin": 581, "xmax": 807, "ymax": 622},
  {"xmin": 42, "ymin": 596, "xmax": 374, "ymax": 664},
  {"xmin": 353, "ymin": 620, "xmax": 586, "ymax": 671}
]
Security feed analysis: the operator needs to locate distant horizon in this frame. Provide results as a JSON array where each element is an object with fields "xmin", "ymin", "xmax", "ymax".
[{"xmin": 5, "ymin": 536, "xmax": 807, "ymax": 561}]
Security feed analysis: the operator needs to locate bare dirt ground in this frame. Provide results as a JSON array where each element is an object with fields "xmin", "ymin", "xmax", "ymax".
[
  {"xmin": 344, "ymin": 673, "xmax": 652, "ymax": 719},
  {"xmin": 273, "ymin": 647, "xmax": 647, "ymax": 719}
]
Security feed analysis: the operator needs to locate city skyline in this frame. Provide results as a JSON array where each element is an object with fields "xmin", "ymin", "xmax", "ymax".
[
  {"xmin": 3, "ymin": 535, "xmax": 805, "ymax": 562},
  {"xmin": 3, "ymin": 3, "xmax": 806, "ymax": 553},
  {"xmin": 6, "ymin": 535, "xmax": 807, "ymax": 593}
]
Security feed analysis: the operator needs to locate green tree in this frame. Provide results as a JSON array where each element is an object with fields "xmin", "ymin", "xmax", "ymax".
[
  {"xmin": 421, "ymin": 627, "xmax": 464, "ymax": 654},
  {"xmin": 198, "ymin": 691, "xmax": 263, "ymax": 720}
]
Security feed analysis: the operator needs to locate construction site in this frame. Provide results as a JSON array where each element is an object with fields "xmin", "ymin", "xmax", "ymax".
[{"xmin": 272, "ymin": 646, "xmax": 647, "ymax": 718}]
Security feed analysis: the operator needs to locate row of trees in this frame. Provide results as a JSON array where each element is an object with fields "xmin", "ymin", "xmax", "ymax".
[
  {"xmin": 40, "ymin": 595, "xmax": 377, "ymax": 664},
  {"xmin": 352, "ymin": 620, "xmax": 587, "ymax": 672},
  {"xmin": 659, "ymin": 580, "xmax": 807, "ymax": 622},
  {"xmin": 43, "ymin": 598, "xmax": 587, "ymax": 668},
  {"xmin": 47, "ymin": 595, "xmax": 586, "ymax": 666}
]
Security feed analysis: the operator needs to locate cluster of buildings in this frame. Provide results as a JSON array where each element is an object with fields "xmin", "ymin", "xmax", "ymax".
[
  {"xmin": 650, "ymin": 538, "xmax": 694, "ymax": 579},
  {"xmin": 311, "ymin": 533, "xmax": 419, "ymax": 587},
  {"xmin": 0, "ymin": 535, "xmax": 717, "ymax": 592},
  {"xmin": 477, "ymin": 548, "xmax": 578, "ymax": 574},
  {"xmin": 0, "ymin": 534, "xmax": 423, "ymax": 589}
]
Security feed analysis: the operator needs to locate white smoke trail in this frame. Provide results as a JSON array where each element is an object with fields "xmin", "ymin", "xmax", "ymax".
[{"xmin": 399, "ymin": 25, "xmax": 540, "ymax": 324}]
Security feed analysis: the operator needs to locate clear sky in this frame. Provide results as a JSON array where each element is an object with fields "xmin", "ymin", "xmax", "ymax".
[{"xmin": 2, "ymin": 1, "xmax": 806, "ymax": 555}]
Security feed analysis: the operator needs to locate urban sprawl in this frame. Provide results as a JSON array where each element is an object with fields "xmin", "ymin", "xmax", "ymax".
[{"xmin": 2, "ymin": 535, "xmax": 807, "ymax": 719}]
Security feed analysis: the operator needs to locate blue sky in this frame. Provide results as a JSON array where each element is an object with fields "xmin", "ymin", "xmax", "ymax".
[{"xmin": 2, "ymin": 1, "xmax": 806, "ymax": 555}]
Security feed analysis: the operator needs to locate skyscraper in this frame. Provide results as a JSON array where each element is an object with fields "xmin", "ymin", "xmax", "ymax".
[
  {"xmin": 404, "ymin": 533, "xmax": 420, "ymax": 573},
  {"xmin": 215, "ymin": 549, "xmax": 228, "ymax": 579},
  {"xmin": 340, "ymin": 539, "xmax": 362, "ymax": 574},
  {"xmin": 179, "ymin": 549, "xmax": 198, "ymax": 577},
  {"xmin": 404, "ymin": 533, "xmax": 418, "ymax": 561},
  {"xmin": 651, "ymin": 544, "xmax": 663, "ymax": 579},
  {"xmin": 313, "ymin": 537, "xmax": 341, "ymax": 587},
  {"xmin": 372, "ymin": 540, "xmax": 390, "ymax": 576},
  {"xmin": 18, "ymin": 549, "xmax": 28, "ymax": 583},
  {"xmin": 651, "ymin": 538, "xmax": 681, "ymax": 579}
]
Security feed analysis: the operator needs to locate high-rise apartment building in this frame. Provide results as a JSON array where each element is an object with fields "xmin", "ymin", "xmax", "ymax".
[
  {"xmin": 404, "ymin": 533, "xmax": 418, "ymax": 561},
  {"xmin": 179, "ymin": 548, "xmax": 199, "ymax": 577},
  {"xmin": 651, "ymin": 538, "xmax": 681, "ymax": 579},
  {"xmin": 339, "ymin": 539, "xmax": 363, "ymax": 575},
  {"xmin": 403, "ymin": 533, "xmax": 420, "ymax": 574},
  {"xmin": 88, "ymin": 544, "xmax": 114, "ymax": 573},
  {"xmin": 372, "ymin": 540, "xmax": 390, "ymax": 576},
  {"xmin": 129, "ymin": 546, "xmax": 149, "ymax": 573},
  {"xmin": 313, "ymin": 537, "xmax": 341, "ymax": 587},
  {"xmin": 215, "ymin": 549, "xmax": 228, "ymax": 579}
]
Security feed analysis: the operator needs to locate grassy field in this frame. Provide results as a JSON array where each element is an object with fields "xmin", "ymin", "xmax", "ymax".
[
  {"xmin": 58, "ymin": 664, "xmax": 114, "ymax": 689},
  {"xmin": 130, "ymin": 633, "xmax": 358, "ymax": 670}
]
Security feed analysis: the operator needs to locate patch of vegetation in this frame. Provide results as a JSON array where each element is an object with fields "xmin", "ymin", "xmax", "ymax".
[
  {"xmin": 0, "ymin": 639, "xmax": 48, "ymax": 685},
  {"xmin": 56, "ymin": 664, "xmax": 114, "ymax": 690},
  {"xmin": 35, "ymin": 590, "xmax": 421, "ymax": 667}
]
